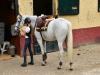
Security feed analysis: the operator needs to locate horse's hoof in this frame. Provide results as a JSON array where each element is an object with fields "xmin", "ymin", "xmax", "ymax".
[
  {"xmin": 45, "ymin": 61, "xmax": 47, "ymax": 64},
  {"xmin": 41, "ymin": 62, "xmax": 46, "ymax": 66},
  {"xmin": 41, "ymin": 61, "xmax": 47, "ymax": 66},
  {"xmin": 41, "ymin": 64, "xmax": 46, "ymax": 66},
  {"xmin": 57, "ymin": 67, "xmax": 62, "ymax": 70},
  {"xmin": 69, "ymin": 68, "xmax": 73, "ymax": 71}
]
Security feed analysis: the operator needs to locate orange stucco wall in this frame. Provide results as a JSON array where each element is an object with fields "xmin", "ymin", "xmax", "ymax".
[
  {"xmin": 18, "ymin": 0, "xmax": 100, "ymax": 29},
  {"xmin": 16, "ymin": 0, "xmax": 100, "ymax": 55},
  {"xmin": 18, "ymin": 0, "xmax": 33, "ymax": 15},
  {"xmin": 58, "ymin": 0, "xmax": 100, "ymax": 29}
]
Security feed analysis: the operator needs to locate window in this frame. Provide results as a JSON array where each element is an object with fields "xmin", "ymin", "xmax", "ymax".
[
  {"xmin": 58, "ymin": 0, "xmax": 79, "ymax": 15},
  {"xmin": 98, "ymin": 0, "xmax": 100, "ymax": 12}
]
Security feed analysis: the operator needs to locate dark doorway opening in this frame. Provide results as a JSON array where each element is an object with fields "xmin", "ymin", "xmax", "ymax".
[
  {"xmin": 0, "ymin": 0, "xmax": 18, "ymax": 42},
  {"xmin": 33, "ymin": 0, "xmax": 53, "ymax": 16}
]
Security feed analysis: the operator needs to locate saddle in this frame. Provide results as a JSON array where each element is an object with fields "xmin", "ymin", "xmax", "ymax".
[{"xmin": 35, "ymin": 16, "xmax": 52, "ymax": 32}]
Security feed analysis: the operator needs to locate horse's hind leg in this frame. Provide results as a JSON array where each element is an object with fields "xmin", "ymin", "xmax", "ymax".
[{"xmin": 57, "ymin": 42, "xmax": 64, "ymax": 69}]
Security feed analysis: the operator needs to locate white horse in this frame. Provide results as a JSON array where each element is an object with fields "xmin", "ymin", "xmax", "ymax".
[{"xmin": 15, "ymin": 15, "xmax": 73, "ymax": 70}]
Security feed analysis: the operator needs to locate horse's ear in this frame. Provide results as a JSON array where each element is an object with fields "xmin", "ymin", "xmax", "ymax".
[
  {"xmin": 18, "ymin": 13, "xmax": 22, "ymax": 18},
  {"xmin": 17, "ymin": 14, "xmax": 22, "ymax": 20},
  {"xmin": 19, "ymin": 13, "xmax": 22, "ymax": 18}
]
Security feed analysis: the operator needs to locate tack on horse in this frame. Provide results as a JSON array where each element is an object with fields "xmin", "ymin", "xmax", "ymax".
[{"xmin": 15, "ymin": 15, "xmax": 73, "ymax": 70}]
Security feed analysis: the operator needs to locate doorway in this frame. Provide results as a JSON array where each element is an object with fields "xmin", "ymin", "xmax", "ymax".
[
  {"xmin": 33, "ymin": 0, "xmax": 53, "ymax": 16},
  {"xmin": 0, "ymin": 0, "xmax": 18, "ymax": 42}
]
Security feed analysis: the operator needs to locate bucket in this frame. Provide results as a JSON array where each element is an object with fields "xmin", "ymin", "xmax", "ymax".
[{"xmin": 9, "ymin": 45, "xmax": 16, "ymax": 57}]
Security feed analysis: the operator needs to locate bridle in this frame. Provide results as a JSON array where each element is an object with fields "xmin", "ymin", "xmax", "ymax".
[{"xmin": 15, "ymin": 16, "xmax": 22, "ymax": 32}]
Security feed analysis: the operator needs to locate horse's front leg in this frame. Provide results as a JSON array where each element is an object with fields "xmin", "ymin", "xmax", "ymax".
[
  {"xmin": 35, "ymin": 31, "xmax": 47, "ymax": 66},
  {"xmin": 38, "ymin": 40, "xmax": 47, "ymax": 66},
  {"xmin": 42, "ymin": 41, "xmax": 47, "ymax": 64}
]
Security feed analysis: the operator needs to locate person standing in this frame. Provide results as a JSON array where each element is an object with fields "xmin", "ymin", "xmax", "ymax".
[{"xmin": 20, "ymin": 17, "xmax": 34, "ymax": 67}]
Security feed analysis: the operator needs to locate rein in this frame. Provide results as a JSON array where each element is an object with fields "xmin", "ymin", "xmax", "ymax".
[{"xmin": 33, "ymin": 17, "xmax": 45, "ymax": 41}]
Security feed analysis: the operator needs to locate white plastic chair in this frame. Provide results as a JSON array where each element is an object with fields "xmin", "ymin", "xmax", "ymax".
[{"xmin": 0, "ymin": 41, "xmax": 10, "ymax": 54}]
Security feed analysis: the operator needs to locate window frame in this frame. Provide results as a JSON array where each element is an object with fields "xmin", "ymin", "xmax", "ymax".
[{"xmin": 58, "ymin": 0, "xmax": 79, "ymax": 15}]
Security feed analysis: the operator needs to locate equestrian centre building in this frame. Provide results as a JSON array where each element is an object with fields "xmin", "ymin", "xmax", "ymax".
[{"xmin": 0, "ymin": 0, "xmax": 100, "ymax": 55}]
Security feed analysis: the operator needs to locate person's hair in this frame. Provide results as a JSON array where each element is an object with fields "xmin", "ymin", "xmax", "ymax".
[{"xmin": 24, "ymin": 17, "xmax": 31, "ymax": 24}]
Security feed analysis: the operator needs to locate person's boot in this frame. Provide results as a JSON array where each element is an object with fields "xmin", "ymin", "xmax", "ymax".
[
  {"xmin": 28, "ymin": 62, "xmax": 34, "ymax": 65},
  {"xmin": 28, "ymin": 55, "xmax": 34, "ymax": 65},
  {"xmin": 21, "ymin": 63, "xmax": 27, "ymax": 67},
  {"xmin": 21, "ymin": 56, "xmax": 27, "ymax": 67}
]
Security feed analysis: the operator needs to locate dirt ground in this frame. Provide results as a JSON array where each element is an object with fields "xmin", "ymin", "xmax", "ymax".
[{"xmin": 0, "ymin": 43, "xmax": 100, "ymax": 75}]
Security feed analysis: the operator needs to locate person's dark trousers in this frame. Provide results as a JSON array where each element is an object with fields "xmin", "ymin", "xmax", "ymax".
[{"xmin": 22, "ymin": 37, "xmax": 34, "ymax": 66}]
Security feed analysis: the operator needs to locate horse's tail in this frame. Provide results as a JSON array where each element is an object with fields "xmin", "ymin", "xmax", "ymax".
[{"xmin": 66, "ymin": 22, "xmax": 73, "ymax": 69}]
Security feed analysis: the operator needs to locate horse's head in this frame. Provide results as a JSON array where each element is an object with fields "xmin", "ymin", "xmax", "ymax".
[
  {"xmin": 14, "ymin": 15, "xmax": 37, "ymax": 35},
  {"xmin": 15, "ymin": 14, "xmax": 23, "ymax": 32}
]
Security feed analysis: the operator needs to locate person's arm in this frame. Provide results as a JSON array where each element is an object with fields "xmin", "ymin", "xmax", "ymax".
[
  {"xmin": 44, "ymin": 18, "xmax": 55, "ymax": 27},
  {"xmin": 46, "ymin": 18, "xmax": 55, "ymax": 21},
  {"xmin": 25, "ymin": 26, "xmax": 30, "ymax": 33},
  {"xmin": 20, "ymin": 26, "xmax": 26, "ymax": 36}
]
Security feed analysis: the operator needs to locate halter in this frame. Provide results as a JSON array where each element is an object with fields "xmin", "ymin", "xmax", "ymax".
[
  {"xmin": 15, "ymin": 16, "xmax": 22, "ymax": 31},
  {"xmin": 17, "ymin": 17, "xmax": 22, "ymax": 26}
]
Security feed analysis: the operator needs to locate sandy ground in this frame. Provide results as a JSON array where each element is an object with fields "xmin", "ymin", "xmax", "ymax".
[{"xmin": 0, "ymin": 43, "xmax": 100, "ymax": 75}]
